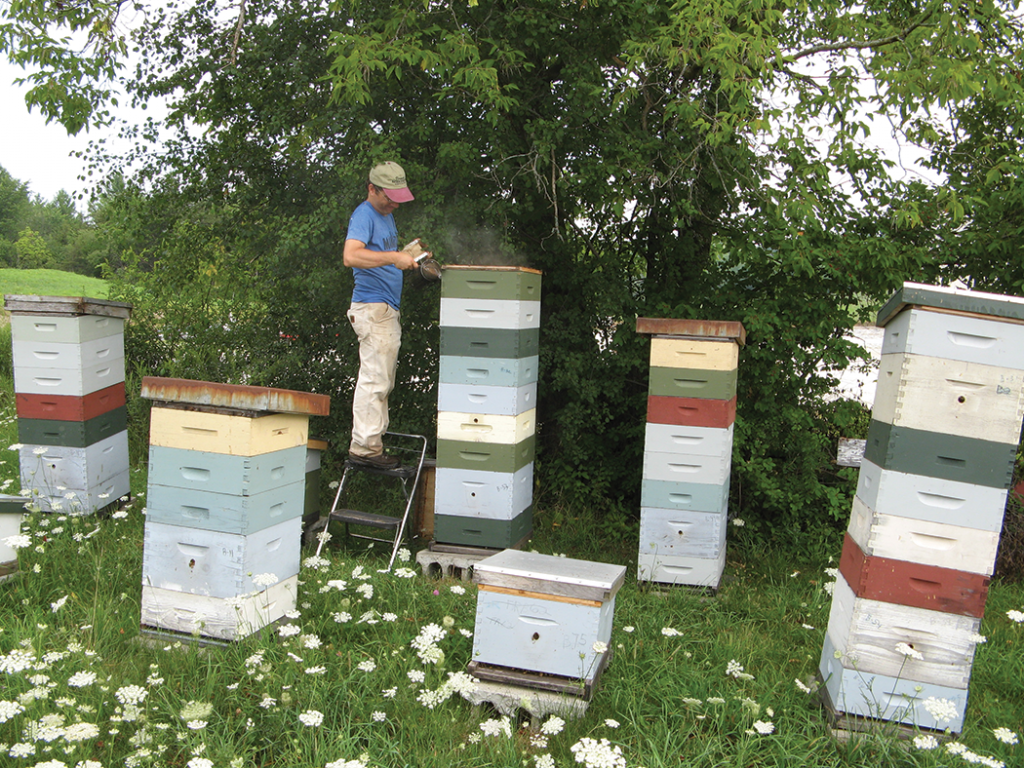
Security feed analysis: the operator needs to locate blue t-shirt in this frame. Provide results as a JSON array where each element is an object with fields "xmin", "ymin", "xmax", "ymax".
[{"xmin": 347, "ymin": 200, "xmax": 403, "ymax": 310}]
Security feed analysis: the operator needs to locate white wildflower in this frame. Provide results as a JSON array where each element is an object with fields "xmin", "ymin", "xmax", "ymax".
[{"xmin": 299, "ymin": 710, "xmax": 324, "ymax": 727}]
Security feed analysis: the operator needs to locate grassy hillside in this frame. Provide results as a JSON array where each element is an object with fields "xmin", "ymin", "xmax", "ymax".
[{"xmin": 0, "ymin": 268, "xmax": 110, "ymax": 305}]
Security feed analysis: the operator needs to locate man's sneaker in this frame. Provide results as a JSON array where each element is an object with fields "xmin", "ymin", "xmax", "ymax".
[{"xmin": 348, "ymin": 451, "xmax": 400, "ymax": 469}]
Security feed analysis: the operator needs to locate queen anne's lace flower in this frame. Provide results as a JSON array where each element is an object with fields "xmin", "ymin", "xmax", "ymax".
[
  {"xmin": 298, "ymin": 710, "xmax": 324, "ymax": 727},
  {"xmin": 570, "ymin": 737, "xmax": 626, "ymax": 768}
]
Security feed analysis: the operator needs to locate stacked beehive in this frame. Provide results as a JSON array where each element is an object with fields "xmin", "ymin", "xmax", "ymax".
[
  {"xmin": 433, "ymin": 266, "xmax": 541, "ymax": 550},
  {"xmin": 469, "ymin": 549, "xmax": 626, "ymax": 693},
  {"xmin": 139, "ymin": 377, "xmax": 329, "ymax": 641},
  {"xmin": 5, "ymin": 295, "xmax": 131, "ymax": 514},
  {"xmin": 636, "ymin": 318, "xmax": 746, "ymax": 589},
  {"xmin": 819, "ymin": 282, "xmax": 1024, "ymax": 733}
]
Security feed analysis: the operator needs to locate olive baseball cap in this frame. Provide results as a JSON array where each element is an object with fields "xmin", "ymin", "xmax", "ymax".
[{"xmin": 369, "ymin": 161, "xmax": 415, "ymax": 203}]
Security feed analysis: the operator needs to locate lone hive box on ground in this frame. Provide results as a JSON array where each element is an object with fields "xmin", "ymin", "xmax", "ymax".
[{"xmin": 469, "ymin": 549, "xmax": 626, "ymax": 691}]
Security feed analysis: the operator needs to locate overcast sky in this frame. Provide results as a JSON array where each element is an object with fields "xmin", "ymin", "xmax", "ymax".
[{"xmin": 0, "ymin": 60, "xmax": 96, "ymax": 204}]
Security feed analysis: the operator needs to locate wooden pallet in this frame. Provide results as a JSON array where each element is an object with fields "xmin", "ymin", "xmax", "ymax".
[{"xmin": 467, "ymin": 648, "xmax": 612, "ymax": 699}]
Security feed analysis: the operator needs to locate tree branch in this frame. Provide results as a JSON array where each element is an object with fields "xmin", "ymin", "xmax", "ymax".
[{"xmin": 791, "ymin": 10, "xmax": 935, "ymax": 61}]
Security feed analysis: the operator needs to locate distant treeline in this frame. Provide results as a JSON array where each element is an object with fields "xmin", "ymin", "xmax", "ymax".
[{"xmin": 0, "ymin": 165, "xmax": 109, "ymax": 276}]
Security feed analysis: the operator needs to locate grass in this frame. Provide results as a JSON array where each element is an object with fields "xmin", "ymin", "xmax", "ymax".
[
  {"xmin": 1, "ymin": 373, "xmax": 1023, "ymax": 768},
  {"xmin": 0, "ymin": 269, "xmax": 110, "ymax": 303}
]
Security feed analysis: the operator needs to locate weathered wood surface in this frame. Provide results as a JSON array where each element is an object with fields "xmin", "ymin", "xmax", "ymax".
[
  {"xmin": 140, "ymin": 575, "xmax": 297, "ymax": 641},
  {"xmin": 473, "ymin": 549, "xmax": 626, "ymax": 601},
  {"xmin": 141, "ymin": 377, "xmax": 329, "ymax": 416},
  {"xmin": 847, "ymin": 495, "xmax": 999, "ymax": 576},
  {"xmin": 839, "ymin": 532, "xmax": 989, "ymax": 618},
  {"xmin": 826, "ymin": 572, "xmax": 980, "ymax": 689},
  {"xmin": 837, "ymin": 438, "xmax": 866, "ymax": 467},
  {"xmin": 872, "ymin": 353, "xmax": 1024, "ymax": 443},
  {"xmin": 4, "ymin": 294, "xmax": 132, "ymax": 318},
  {"xmin": 636, "ymin": 317, "xmax": 746, "ymax": 345}
]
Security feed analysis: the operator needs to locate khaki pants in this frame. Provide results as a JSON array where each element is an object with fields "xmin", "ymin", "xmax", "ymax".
[{"xmin": 348, "ymin": 302, "xmax": 401, "ymax": 457}]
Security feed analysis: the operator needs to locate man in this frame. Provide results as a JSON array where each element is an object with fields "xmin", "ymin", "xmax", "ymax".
[{"xmin": 344, "ymin": 161, "xmax": 428, "ymax": 469}]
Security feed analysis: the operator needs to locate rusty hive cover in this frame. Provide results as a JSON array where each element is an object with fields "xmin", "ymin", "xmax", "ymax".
[
  {"xmin": 140, "ymin": 377, "xmax": 330, "ymax": 416},
  {"xmin": 636, "ymin": 317, "xmax": 746, "ymax": 345},
  {"xmin": 4, "ymin": 294, "xmax": 132, "ymax": 319}
]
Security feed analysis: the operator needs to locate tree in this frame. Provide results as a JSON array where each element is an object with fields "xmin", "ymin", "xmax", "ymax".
[
  {"xmin": 0, "ymin": 165, "xmax": 31, "ymax": 265},
  {"xmin": 14, "ymin": 226, "xmax": 52, "ymax": 268},
  {"xmin": 0, "ymin": 0, "xmax": 132, "ymax": 134},
  {"xmin": 88, "ymin": 0, "xmax": 1024, "ymax": 537}
]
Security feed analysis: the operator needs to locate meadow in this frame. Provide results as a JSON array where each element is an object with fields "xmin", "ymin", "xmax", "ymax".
[{"xmin": 0, "ymin": 281, "xmax": 1023, "ymax": 768}]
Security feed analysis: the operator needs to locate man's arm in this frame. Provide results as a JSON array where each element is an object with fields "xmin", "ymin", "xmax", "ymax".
[{"xmin": 344, "ymin": 239, "xmax": 417, "ymax": 270}]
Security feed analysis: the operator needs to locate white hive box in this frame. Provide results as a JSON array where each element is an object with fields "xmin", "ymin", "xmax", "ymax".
[
  {"xmin": 819, "ymin": 633, "xmax": 967, "ymax": 732},
  {"xmin": 881, "ymin": 306, "xmax": 1024, "ymax": 369},
  {"xmin": 872, "ymin": 353, "xmax": 1024, "ymax": 443},
  {"xmin": 847, "ymin": 495, "xmax": 999, "ymax": 576},
  {"xmin": 642, "ymin": 450, "xmax": 731, "ymax": 486},
  {"xmin": 644, "ymin": 423, "xmax": 734, "ymax": 458},
  {"xmin": 1, "ymin": 495, "xmax": 27, "ymax": 569},
  {"xmin": 472, "ymin": 550, "xmax": 625, "ymax": 682},
  {"xmin": 855, "ymin": 458, "xmax": 1007, "ymax": 532},
  {"xmin": 433, "ymin": 465, "xmax": 533, "ymax": 520},
  {"xmin": 141, "ymin": 575, "xmax": 297, "ymax": 641},
  {"xmin": 439, "ymin": 298, "xmax": 541, "ymax": 329},
  {"xmin": 637, "ymin": 549, "xmax": 726, "ymax": 589},
  {"xmin": 141, "ymin": 517, "xmax": 301, "ymax": 598},
  {"xmin": 19, "ymin": 432, "xmax": 130, "ymax": 491},
  {"xmin": 437, "ymin": 382, "xmax": 537, "ymax": 417},
  {"xmin": 639, "ymin": 507, "xmax": 727, "ymax": 560},
  {"xmin": 825, "ymin": 573, "xmax": 980, "ymax": 690},
  {"xmin": 9, "ymin": 311, "xmax": 125, "ymax": 345}
]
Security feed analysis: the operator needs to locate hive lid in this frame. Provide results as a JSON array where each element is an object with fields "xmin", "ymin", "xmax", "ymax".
[
  {"xmin": 473, "ymin": 549, "xmax": 626, "ymax": 602},
  {"xmin": 877, "ymin": 282, "xmax": 1024, "ymax": 327},
  {"xmin": 0, "ymin": 495, "xmax": 28, "ymax": 514},
  {"xmin": 636, "ymin": 317, "xmax": 746, "ymax": 345},
  {"xmin": 442, "ymin": 264, "xmax": 543, "ymax": 275},
  {"xmin": 141, "ymin": 377, "xmax": 330, "ymax": 416},
  {"xmin": 4, "ymin": 294, "xmax": 132, "ymax": 319}
]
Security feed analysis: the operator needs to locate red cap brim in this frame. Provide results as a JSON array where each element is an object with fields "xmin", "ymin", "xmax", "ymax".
[{"xmin": 384, "ymin": 187, "xmax": 414, "ymax": 203}]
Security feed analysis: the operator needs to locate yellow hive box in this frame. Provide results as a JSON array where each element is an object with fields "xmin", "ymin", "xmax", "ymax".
[{"xmin": 149, "ymin": 406, "xmax": 309, "ymax": 456}]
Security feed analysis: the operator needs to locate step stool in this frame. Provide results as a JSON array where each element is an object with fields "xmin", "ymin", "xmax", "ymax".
[{"xmin": 309, "ymin": 432, "xmax": 427, "ymax": 571}]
